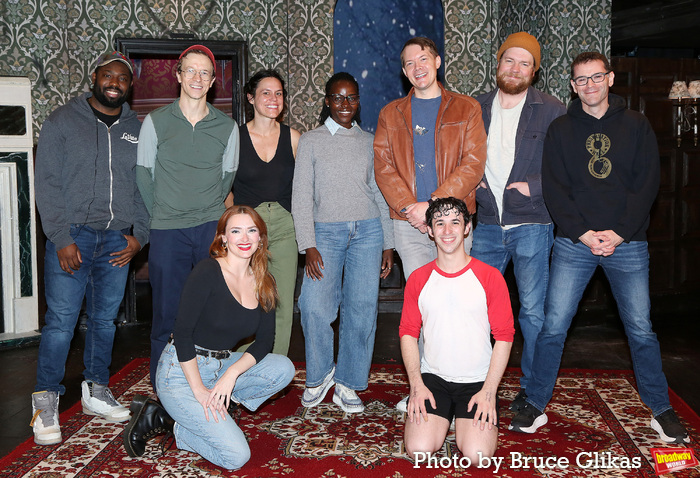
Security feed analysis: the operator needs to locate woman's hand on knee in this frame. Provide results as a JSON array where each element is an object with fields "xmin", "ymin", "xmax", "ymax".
[
  {"xmin": 205, "ymin": 375, "xmax": 238, "ymax": 422},
  {"xmin": 192, "ymin": 386, "xmax": 223, "ymax": 422}
]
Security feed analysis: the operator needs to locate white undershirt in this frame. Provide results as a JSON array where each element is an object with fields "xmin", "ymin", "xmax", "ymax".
[{"xmin": 485, "ymin": 91, "xmax": 526, "ymax": 226}]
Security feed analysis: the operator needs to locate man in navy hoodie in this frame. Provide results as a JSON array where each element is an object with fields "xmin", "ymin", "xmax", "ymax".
[
  {"xmin": 473, "ymin": 32, "xmax": 565, "ymax": 411},
  {"xmin": 32, "ymin": 51, "xmax": 149, "ymax": 445},
  {"xmin": 509, "ymin": 51, "xmax": 689, "ymax": 445}
]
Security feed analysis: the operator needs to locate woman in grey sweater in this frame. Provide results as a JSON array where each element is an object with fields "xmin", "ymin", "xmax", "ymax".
[{"xmin": 291, "ymin": 72, "xmax": 394, "ymax": 414}]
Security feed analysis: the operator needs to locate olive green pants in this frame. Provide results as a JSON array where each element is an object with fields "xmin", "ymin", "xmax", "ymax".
[{"xmin": 238, "ymin": 202, "xmax": 298, "ymax": 355}]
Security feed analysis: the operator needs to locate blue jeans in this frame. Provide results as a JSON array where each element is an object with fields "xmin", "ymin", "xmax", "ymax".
[
  {"xmin": 526, "ymin": 237, "xmax": 671, "ymax": 416},
  {"xmin": 148, "ymin": 221, "xmax": 218, "ymax": 388},
  {"xmin": 36, "ymin": 226, "xmax": 130, "ymax": 393},
  {"xmin": 299, "ymin": 218, "xmax": 383, "ymax": 390},
  {"xmin": 471, "ymin": 222, "xmax": 553, "ymax": 390},
  {"xmin": 156, "ymin": 343, "xmax": 294, "ymax": 470}
]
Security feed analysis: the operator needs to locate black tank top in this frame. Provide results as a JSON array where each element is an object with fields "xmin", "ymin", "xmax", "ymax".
[{"xmin": 232, "ymin": 123, "xmax": 295, "ymax": 212}]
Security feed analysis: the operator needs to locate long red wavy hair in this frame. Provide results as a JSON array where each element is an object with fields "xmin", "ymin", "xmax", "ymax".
[{"xmin": 209, "ymin": 206, "xmax": 278, "ymax": 312}]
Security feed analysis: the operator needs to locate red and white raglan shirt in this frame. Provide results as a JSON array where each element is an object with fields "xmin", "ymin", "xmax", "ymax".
[{"xmin": 399, "ymin": 259, "xmax": 514, "ymax": 383}]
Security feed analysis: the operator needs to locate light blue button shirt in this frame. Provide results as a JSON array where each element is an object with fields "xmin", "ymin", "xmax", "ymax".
[{"xmin": 324, "ymin": 116, "xmax": 359, "ymax": 136}]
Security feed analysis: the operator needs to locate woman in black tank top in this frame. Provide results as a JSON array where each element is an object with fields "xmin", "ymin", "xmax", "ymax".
[{"xmin": 227, "ymin": 70, "xmax": 301, "ymax": 357}]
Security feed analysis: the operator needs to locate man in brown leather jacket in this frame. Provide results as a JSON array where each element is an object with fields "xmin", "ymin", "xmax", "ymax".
[{"xmin": 374, "ymin": 37, "xmax": 487, "ymax": 281}]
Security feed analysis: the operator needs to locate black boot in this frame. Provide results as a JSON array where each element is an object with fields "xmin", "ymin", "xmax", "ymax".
[{"xmin": 122, "ymin": 394, "xmax": 175, "ymax": 457}]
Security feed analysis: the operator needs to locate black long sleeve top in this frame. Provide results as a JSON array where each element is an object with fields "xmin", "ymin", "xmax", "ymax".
[{"xmin": 172, "ymin": 258, "xmax": 275, "ymax": 363}]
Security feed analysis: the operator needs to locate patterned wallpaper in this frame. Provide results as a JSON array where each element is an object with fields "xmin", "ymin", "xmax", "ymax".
[
  {"xmin": 496, "ymin": 0, "xmax": 611, "ymax": 102},
  {"xmin": 0, "ymin": 0, "xmax": 609, "ymax": 140},
  {"xmin": 287, "ymin": 0, "xmax": 333, "ymax": 133},
  {"xmin": 444, "ymin": 0, "xmax": 611, "ymax": 101}
]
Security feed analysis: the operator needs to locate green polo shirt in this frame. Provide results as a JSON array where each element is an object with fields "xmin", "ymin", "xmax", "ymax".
[{"xmin": 136, "ymin": 100, "xmax": 238, "ymax": 229}]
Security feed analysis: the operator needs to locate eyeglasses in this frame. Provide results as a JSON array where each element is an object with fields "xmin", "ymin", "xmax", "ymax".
[
  {"xmin": 326, "ymin": 94, "xmax": 360, "ymax": 106},
  {"xmin": 179, "ymin": 68, "xmax": 213, "ymax": 81},
  {"xmin": 572, "ymin": 71, "xmax": 610, "ymax": 86}
]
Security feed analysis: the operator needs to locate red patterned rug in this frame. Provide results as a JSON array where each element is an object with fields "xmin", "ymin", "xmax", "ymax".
[{"xmin": 2, "ymin": 359, "xmax": 699, "ymax": 477}]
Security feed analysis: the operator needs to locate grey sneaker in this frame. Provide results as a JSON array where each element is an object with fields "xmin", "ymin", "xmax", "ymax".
[
  {"xmin": 31, "ymin": 391, "xmax": 62, "ymax": 445},
  {"xmin": 81, "ymin": 380, "xmax": 130, "ymax": 422},
  {"xmin": 302, "ymin": 367, "xmax": 335, "ymax": 408},
  {"xmin": 333, "ymin": 383, "xmax": 365, "ymax": 414}
]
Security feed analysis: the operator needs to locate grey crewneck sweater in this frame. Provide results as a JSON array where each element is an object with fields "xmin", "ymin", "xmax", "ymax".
[{"xmin": 291, "ymin": 122, "xmax": 394, "ymax": 252}]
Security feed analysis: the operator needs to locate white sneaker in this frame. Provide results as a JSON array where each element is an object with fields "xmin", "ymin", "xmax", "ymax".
[
  {"xmin": 81, "ymin": 381, "xmax": 130, "ymax": 422},
  {"xmin": 302, "ymin": 367, "xmax": 335, "ymax": 408},
  {"xmin": 396, "ymin": 395, "xmax": 408, "ymax": 413},
  {"xmin": 31, "ymin": 391, "xmax": 62, "ymax": 445},
  {"xmin": 333, "ymin": 383, "xmax": 365, "ymax": 413}
]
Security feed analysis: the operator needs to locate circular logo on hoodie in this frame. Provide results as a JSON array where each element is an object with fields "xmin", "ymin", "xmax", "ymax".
[{"xmin": 586, "ymin": 133, "xmax": 611, "ymax": 179}]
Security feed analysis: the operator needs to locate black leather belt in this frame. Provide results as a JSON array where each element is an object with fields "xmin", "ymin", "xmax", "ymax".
[
  {"xmin": 168, "ymin": 336, "xmax": 231, "ymax": 360},
  {"xmin": 195, "ymin": 348, "xmax": 231, "ymax": 360}
]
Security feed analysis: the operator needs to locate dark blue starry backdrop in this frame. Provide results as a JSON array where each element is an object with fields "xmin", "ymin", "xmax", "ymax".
[{"xmin": 333, "ymin": 0, "xmax": 445, "ymax": 133}]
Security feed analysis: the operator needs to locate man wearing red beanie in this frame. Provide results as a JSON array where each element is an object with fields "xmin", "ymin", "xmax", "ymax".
[{"xmin": 136, "ymin": 45, "xmax": 239, "ymax": 389}]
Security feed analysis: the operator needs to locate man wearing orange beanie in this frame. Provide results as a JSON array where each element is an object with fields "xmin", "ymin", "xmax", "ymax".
[{"xmin": 472, "ymin": 32, "xmax": 565, "ymax": 411}]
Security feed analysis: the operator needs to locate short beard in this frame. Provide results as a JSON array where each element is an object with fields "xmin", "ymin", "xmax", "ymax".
[
  {"xmin": 496, "ymin": 72, "xmax": 531, "ymax": 95},
  {"xmin": 91, "ymin": 84, "xmax": 128, "ymax": 109}
]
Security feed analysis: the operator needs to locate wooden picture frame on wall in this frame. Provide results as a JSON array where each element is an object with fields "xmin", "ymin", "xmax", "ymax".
[{"xmin": 115, "ymin": 38, "xmax": 248, "ymax": 124}]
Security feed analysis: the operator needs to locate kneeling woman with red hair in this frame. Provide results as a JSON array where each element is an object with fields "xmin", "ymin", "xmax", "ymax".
[{"xmin": 123, "ymin": 205, "xmax": 295, "ymax": 470}]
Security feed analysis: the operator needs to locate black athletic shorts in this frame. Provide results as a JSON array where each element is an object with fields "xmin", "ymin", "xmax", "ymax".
[{"xmin": 421, "ymin": 373, "xmax": 500, "ymax": 426}]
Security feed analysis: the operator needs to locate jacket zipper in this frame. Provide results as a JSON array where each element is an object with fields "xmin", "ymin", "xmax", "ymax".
[{"xmin": 104, "ymin": 119, "xmax": 119, "ymax": 229}]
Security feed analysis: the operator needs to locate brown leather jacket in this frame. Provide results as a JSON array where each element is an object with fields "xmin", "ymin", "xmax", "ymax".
[{"xmin": 373, "ymin": 82, "xmax": 487, "ymax": 218}]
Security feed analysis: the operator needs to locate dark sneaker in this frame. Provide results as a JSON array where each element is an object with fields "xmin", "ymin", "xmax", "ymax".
[
  {"xmin": 509, "ymin": 402, "xmax": 548, "ymax": 433},
  {"xmin": 651, "ymin": 409, "xmax": 690, "ymax": 444},
  {"xmin": 509, "ymin": 389, "xmax": 528, "ymax": 411}
]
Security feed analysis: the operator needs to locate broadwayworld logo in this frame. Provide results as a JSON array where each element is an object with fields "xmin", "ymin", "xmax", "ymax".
[{"xmin": 651, "ymin": 447, "xmax": 698, "ymax": 475}]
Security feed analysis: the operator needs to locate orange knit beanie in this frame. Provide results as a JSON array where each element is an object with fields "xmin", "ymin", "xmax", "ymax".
[{"xmin": 497, "ymin": 32, "xmax": 541, "ymax": 70}]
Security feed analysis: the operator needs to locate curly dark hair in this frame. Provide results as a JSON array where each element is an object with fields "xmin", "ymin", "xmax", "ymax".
[
  {"xmin": 318, "ymin": 71, "xmax": 361, "ymax": 126},
  {"xmin": 425, "ymin": 197, "xmax": 472, "ymax": 228}
]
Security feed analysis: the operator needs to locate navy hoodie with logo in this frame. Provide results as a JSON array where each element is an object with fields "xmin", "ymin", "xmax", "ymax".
[
  {"xmin": 35, "ymin": 92, "xmax": 149, "ymax": 250},
  {"xmin": 542, "ymin": 94, "xmax": 659, "ymax": 243}
]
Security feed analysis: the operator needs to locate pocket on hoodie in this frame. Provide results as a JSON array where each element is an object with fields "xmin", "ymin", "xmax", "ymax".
[{"xmin": 503, "ymin": 187, "xmax": 533, "ymax": 211}]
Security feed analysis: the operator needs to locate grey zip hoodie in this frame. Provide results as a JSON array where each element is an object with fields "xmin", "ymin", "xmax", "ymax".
[{"xmin": 35, "ymin": 92, "xmax": 149, "ymax": 250}]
